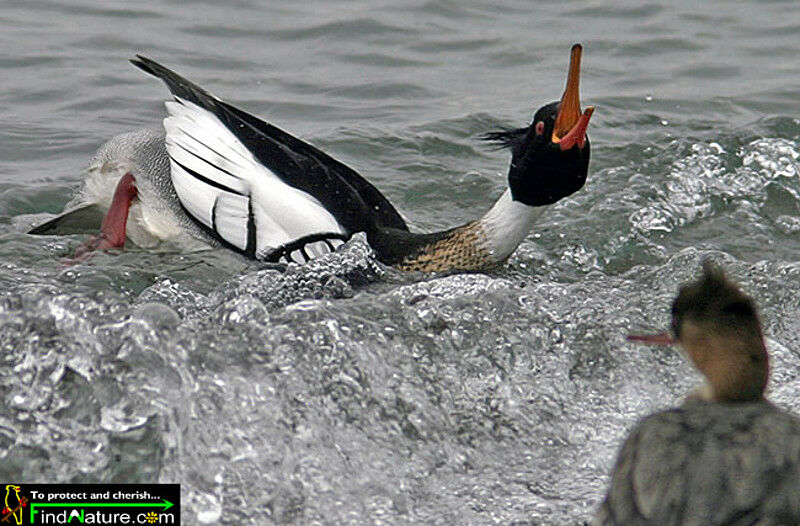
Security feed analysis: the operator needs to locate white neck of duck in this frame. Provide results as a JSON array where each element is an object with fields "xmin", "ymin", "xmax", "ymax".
[{"xmin": 476, "ymin": 189, "xmax": 545, "ymax": 263}]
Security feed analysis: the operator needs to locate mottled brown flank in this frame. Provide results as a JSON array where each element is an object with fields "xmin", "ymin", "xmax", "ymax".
[{"xmin": 395, "ymin": 222, "xmax": 496, "ymax": 272}]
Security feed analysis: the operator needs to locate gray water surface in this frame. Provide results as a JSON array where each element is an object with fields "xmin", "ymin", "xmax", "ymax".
[{"xmin": 2, "ymin": 1, "xmax": 800, "ymax": 524}]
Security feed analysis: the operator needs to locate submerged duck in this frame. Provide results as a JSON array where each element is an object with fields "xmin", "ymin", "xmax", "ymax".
[
  {"xmin": 592, "ymin": 263, "xmax": 800, "ymax": 525},
  {"xmin": 30, "ymin": 45, "xmax": 593, "ymax": 272}
]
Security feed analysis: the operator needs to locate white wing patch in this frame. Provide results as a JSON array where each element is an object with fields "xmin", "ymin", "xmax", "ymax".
[
  {"xmin": 213, "ymin": 192, "xmax": 250, "ymax": 250},
  {"xmin": 170, "ymin": 159, "xmax": 219, "ymax": 226},
  {"xmin": 163, "ymin": 98, "xmax": 347, "ymax": 259}
]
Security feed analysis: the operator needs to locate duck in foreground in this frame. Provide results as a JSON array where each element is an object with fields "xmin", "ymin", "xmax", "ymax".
[
  {"xmin": 30, "ymin": 45, "xmax": 593, "ymax": 272},
  {"xmin": 592, "ymin": 263, "xmax": 800, "ymax": 526}
]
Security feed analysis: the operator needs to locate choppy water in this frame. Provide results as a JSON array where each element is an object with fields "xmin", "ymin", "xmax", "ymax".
[{"xmin": 2, "ymin": 1, "xmax": 800, "ymax": 524}]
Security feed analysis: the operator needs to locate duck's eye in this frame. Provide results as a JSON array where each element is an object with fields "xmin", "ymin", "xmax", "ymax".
[{"xmin": 535, "ymin": 121, "xmax": 545, "ymax": 135}]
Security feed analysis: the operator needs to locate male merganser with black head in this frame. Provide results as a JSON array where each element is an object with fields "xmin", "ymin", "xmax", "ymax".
[
  {"xmin": 31, "ymin": 45, "xmax": 593, "ymax": 272},
  {"xmin": 593, "ymin": 263, "xmax": 800, "ymax": 526}
]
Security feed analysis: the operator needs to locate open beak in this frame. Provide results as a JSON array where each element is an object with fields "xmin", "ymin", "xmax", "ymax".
[
  {"xmin": 627, "ymin": 332, "xmax": 676, "ymax": 346},
  {"xmin": 552, "ymin": 43, "xmax": 594, "ymax": 151}
]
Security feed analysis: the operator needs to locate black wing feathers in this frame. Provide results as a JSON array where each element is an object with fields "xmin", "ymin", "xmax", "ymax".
[{"xmin": 131, "ymin": 55, "xmax": 408, "ymax": 235}]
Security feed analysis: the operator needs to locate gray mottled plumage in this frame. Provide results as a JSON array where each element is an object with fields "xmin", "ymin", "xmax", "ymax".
[
  {"xmin": 87, "ymin": 128, "xmax": 215, "ymax": 247},
  {"xmin": 593, "ymin": 399, "xmax": 800, "ymax": 525},
  {"xmin": 32, "ymin": 128, "xmax": 220, "ymax": 251}
]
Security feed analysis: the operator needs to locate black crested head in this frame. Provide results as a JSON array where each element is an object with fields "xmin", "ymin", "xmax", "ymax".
[
  {"xmin": 482, "ymin": 44, "xmax": 594, "ymax": 207},
  {"xmin": 484, "ymin": 101, "xmax": 591, "ymax": 207},
  {"xmin": 670, "ymin": 261, "xmax": 760, "ymax": 340}
]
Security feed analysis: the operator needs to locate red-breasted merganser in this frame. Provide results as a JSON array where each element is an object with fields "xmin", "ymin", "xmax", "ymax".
[
  {"xmin": 592, "ymin": 263, "xmax": 800, "ymax": 525},
  {"xmin": 30, "ymin": 45, "xmax": 593, "ymax": 272}
]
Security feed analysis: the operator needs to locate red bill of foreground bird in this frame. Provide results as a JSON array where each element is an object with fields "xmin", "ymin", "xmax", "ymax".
[
  {"xmin": 30, "ymin": 45, "xmax": 593, "ymax": 272},
  {"xmin": 592, "ymin": 263, "xmax": 800, "ymax": 525}
]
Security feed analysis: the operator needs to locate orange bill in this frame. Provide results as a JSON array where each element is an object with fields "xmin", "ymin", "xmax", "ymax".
[{"xmin": 552, "ymin": 43, "xmax": 594, "ymax": 150}]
